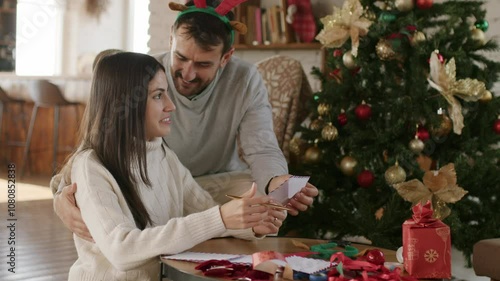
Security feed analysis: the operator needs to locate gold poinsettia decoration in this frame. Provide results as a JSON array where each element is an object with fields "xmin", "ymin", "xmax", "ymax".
[
  {"xmin": 393, "ymin": 163, "xmax": 468, "ymax": 220},
  {"xmin": 315, "ymin": 0, "xmax": 373, "ymax": 57},
  {"xmin": 427, "ymin": 51, "xmax": 488, "ymax": 135}
]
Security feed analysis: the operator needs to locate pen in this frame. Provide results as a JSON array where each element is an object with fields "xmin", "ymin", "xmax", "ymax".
[{"xmin": 225, "ymin": 194, "xmax": 293, "ymax": 211}]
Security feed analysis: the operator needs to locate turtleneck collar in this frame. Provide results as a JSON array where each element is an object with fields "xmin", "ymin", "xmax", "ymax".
[{"xmin": 146, "ymin": 137, "xmax": 163, "ymax": 151}]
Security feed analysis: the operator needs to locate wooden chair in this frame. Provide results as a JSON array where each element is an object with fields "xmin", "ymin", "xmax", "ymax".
[
  {"xmin": 21, "ymin": 80, "xmax": 80, "ymax": 177},
  {"xmin": 0, "ymin": 86, "xmax": 28, "ymax": 163},
  {"xmin": 256, "ymin": 55, "xmax": 313, "ymax": 162}
]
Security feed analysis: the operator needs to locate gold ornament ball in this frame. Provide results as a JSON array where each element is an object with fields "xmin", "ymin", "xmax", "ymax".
[
  {"xmin": 395, "ymin": 0, "xmax": 414, "ymax": 12},
  {"xmin": 304, "ymin": 146, "xmax": 322, "ymax": 164},
  {"xmin": 409, "ymin": 138, "xmax": 425, "ymax": 154},
  {"xmin": 321, "ymin": 123, "xmax": 338, "ymax": 141},
  {"xmin": 309, "ymin": 118, "xmax": 324, "ymax": 131},
  {"xmin": 340, "ymin": 156, "xmax": 357, "ymax": 176},
  {"xmin": 317, "ymin": 103, "xmax": 331, "ymax": 116},
  {"xmin": 479, "ymin": 90, "xmax": 492, "ymax": 102},
  {"xmin": 411, "ymin": 31, "xmax": 426, "ymax": 46},
  {"xmin": 384, "ymin": 163, "xmax": 407, "ymax": 185},
  {"xmin": 363, "ymin": 10, "xmax": 376, "ymax": 21},
  {"xmin": 289, "ymin": 137, "xmax": 303, "ymax": 156},
  {"xmin": 376, "ymin": 39, "xmax": 396, "ymax": 60},
  {"xmin": 471, "ymin": 28, "xmax": 487, "ymax": 46},
  {"xmin": 342, "ymin": 50, "xmax": 357, "ymax": 70},
  {"xmin": 431, "ymin": 115, "xmax": 453, "ymax": 137}
]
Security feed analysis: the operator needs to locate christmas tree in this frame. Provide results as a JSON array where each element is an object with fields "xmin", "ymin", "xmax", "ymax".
[{"xmin": 283, "ymin": 0, "xmax": 500, "ymax": 264}]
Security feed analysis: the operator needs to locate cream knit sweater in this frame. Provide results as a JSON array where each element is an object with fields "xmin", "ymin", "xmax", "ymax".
[{"xmin": 69, "ymin": 138, "xmax": 256, "ymax": 281}]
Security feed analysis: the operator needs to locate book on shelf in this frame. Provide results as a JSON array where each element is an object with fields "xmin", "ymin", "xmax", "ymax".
[{"xmin": 233, "ymin": 0, "xmax": 296, "ymax": 46}]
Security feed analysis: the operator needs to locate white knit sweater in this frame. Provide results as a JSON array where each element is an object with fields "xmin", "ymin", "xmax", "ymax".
[{"xmin": 69, "ymin": 138, "xmax": 256, "ymax": 281}]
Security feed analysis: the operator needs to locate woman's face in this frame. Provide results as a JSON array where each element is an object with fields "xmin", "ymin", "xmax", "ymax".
[{"xmin": 144, "ymin": 70, "xmax": 176, "ymax": 141}]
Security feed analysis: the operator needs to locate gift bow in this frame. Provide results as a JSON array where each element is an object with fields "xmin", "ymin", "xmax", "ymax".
[
  {"xmin": 315, "ymin": 0, "xmax": 372, "ymax": 57},
  {"xmin": 427, "ymin": 51, "xmax": 488, "ymax": 134},
  {"xmin": 411, "ymin": 201, "xmax": 439, "ymax": 226}
]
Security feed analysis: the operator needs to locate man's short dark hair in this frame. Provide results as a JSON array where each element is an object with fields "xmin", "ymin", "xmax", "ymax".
[{"xmin": 173, "ymin": 0, "xmax": 235, "ymax": 55}]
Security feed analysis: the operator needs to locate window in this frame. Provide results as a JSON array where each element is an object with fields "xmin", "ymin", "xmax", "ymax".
[
  {"xmin": 131, "ymin": 0, "xmax": 150, "ymax": 54},
  {"xmin": 15, "ymin": 0, "xmax": 63, "ymax": 76}
]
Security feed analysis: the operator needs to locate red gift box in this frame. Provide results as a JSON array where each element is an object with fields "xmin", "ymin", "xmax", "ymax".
[{"xmin": 402, "ymin": 202, "xmax": 451, "ymax": 279}]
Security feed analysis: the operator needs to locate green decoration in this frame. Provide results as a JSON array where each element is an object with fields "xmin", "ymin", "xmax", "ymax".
[
  {"xmin": 379, "ymin": 12, "xmax": 397, "ymax": 23},
  {"xmin": 474, "ymin": 19, "xmax": 489, "ymax": 32}
]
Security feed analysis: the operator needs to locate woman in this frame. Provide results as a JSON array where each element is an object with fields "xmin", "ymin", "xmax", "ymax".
[{"xmin": 61, "ymin": 52, "xmax": 277, "ymax": 281}]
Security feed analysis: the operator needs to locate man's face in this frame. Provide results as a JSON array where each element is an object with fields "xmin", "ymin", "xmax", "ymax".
[{"xmin": 169, "ymin": 25, "xmax": 233, "ymax": 97}]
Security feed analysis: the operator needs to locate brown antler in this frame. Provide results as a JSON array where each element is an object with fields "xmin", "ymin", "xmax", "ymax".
[
  {"xmin": 168, "ymin": 2, "xmax": 188, "ymax": 12},
  {"xmin": 230, "ymin": 21, "xmax": 247, "ymax": 35}
]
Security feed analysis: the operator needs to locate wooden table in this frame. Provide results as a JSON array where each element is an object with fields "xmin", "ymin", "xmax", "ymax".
[{"xmin": 160, "ymin": 237, "xmax": 397, "ymax": 281}]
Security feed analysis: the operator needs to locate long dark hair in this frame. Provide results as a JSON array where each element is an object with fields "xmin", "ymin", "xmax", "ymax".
[{"xmin": 63, "ymin": 52, "xmax": 166, "ymax": 229}]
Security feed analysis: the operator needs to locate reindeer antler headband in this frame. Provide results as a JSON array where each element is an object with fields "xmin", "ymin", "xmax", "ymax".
[{"xmin": 168, "ymin": 0, "xmax": 248, "ymax": 45}]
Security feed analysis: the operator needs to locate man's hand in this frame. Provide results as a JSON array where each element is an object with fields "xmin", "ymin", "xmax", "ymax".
[
  {"xmin": 268, "ymin": 174, "xmax": 319, "ymax": 216},
  {"xmin": 53, "ymin": 183, "xmax": 94, "ymax": 242}
]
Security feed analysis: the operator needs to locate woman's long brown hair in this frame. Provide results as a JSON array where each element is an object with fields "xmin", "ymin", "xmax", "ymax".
[{"xmin": 62, "ymin": 52, "xmax": 166, "ymax": 229}]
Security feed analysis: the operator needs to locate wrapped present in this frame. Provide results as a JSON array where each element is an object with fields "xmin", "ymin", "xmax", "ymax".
[{"xmin": 402, "ymin": 202, "xmax": 451, "ymax": 279}]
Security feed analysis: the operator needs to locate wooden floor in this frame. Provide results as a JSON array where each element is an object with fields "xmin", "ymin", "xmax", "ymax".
[{"xmin": 0, "ymin": 199, "xmax": 77, "ymax": 281}]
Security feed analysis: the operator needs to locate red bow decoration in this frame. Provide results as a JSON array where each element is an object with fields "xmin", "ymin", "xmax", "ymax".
[
  {"xmin": 411, "ymin": 201, "xmax": 439, "ymax": 226},
  {"xmin": 192, "ymin": 0, "xmax": 248, "ymax": 15}
]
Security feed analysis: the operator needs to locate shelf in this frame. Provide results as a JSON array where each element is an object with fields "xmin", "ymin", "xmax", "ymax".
[{"xmin": 234, "ymin": 42, "xmax": 322, "ymax": 50}]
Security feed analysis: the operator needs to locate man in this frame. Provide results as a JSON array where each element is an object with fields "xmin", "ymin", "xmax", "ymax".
[{"xmin": 53, "ymin": 0, "xmax": 318, "ymax": 241}]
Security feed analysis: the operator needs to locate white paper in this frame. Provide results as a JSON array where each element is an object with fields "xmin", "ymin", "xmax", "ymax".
[{"xmin": 269, "ymin": 176, "xmax": 310, "ymax": 205}]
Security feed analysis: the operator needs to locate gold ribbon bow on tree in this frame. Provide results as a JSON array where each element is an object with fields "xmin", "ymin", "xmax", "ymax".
[
  {"xmin": 315, "ymin": 0, "xmax": 372, "ymax": 57},
  {"xmin": 393, "ymin": 163, "xmax": 468, "ymax": 220},
  {"xmin": 427, "ymin": 51, "xmax": 488, "ymax": 135}
]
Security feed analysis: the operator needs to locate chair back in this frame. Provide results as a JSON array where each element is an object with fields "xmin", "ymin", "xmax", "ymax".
[
  {"xmin": 256, "ymin": 55, "xmax": 313, "ymax": 162},
  {"xmin": 0, "ymin": 86, "xmax": 10, "ymax": 103},
  {"xmin": 29, "ymin": 80, "xmax": 70, "ymax": 107}
]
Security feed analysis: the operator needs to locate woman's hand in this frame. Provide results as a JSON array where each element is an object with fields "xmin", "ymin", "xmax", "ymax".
[{"xmin": 220, "ymin": 183, "xmax": 270, "ymax": 229}]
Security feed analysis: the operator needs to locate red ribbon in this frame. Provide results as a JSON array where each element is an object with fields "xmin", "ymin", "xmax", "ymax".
[
  {"xmin": 327, "ymin": 253, "xmax": 418, "ymax": 281},
  {"xmin": 411, "ymin": 201, "xmax": 439, "ymax": 227}
]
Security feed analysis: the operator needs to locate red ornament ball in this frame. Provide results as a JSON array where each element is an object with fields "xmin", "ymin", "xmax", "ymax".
[
  {"xmin": 416, "ymin": 0, "xmax": 433, "ymax": 9},
  {"xmin": 365, "ymin": 249, "xmax": 386, "ymax": 265},
  {"xmin": 355, "ymin": 103, "xmax": 372, "ymax": 121},
  {"xmin": 357, "ymin": 170, "xmax": 375, "ymax": 188},
  {"xmin": 494, "ymin": 119, "xmax": 500, "ymax": 135},
  {"xmin": 333, "ymin": 49, "xmax": 343, "ymax": 57},
  {"xmin": 337, "ymin": 112, "xmax": 348, "ymax": 126},
  {"xmin": 416, "ymin": 127, "xmax": 430, "ymax": 141}
]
